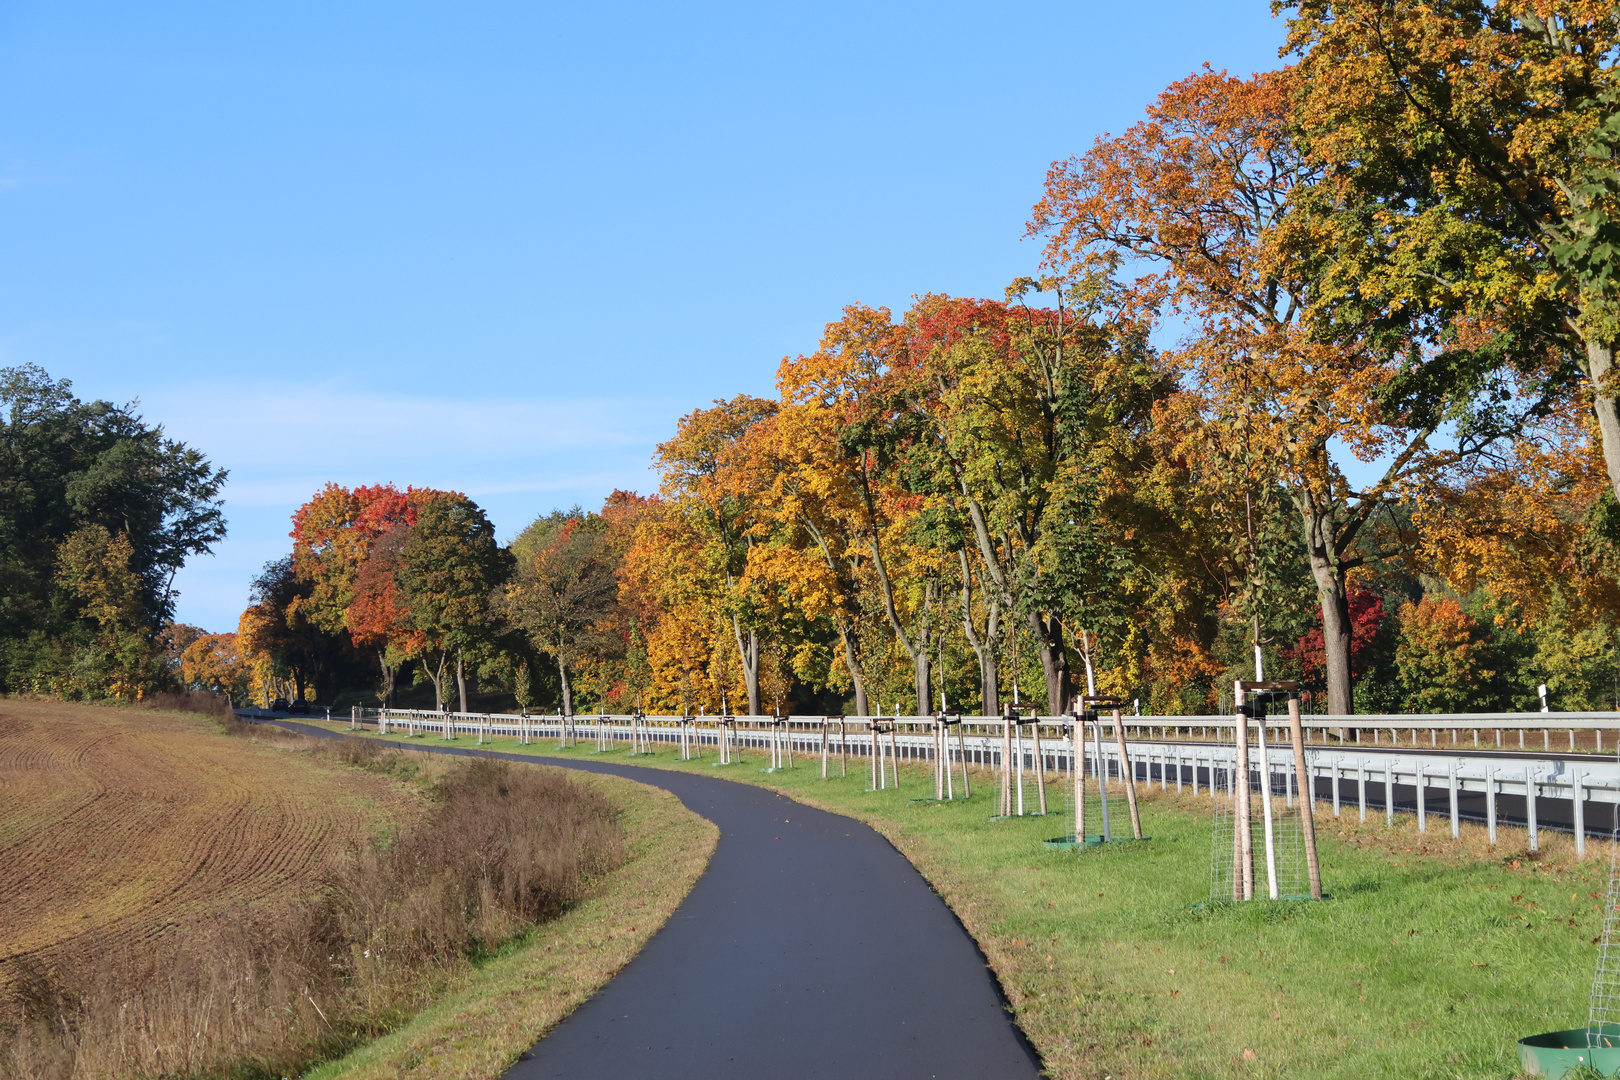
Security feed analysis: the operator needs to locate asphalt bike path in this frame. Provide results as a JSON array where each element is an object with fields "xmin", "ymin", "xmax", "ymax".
[{"xmin": 268, "ymin": 720, "xmax": 1042, "ymax": 1080}]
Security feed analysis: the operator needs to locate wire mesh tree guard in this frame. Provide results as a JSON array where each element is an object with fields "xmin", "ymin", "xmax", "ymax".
[
  {"xmin": 1209, "ymin": 681, "xmax": 1322, "ymax": 902},
  {"xmin": 1045, "ymin": 697, "xmax": 1144, "ymax": 849}
]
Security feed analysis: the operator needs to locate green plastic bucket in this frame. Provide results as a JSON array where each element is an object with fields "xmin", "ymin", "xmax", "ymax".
[{"xmin": 1519, "ymin": 1026, "xmax": 1620, "ymax": 1077}]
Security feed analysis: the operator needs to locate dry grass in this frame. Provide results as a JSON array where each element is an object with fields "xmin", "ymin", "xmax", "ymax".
[
  {"xmin": 308, "ymin": 770, "xmax": 717, "ymax": 1080},
  {"xmin": 0, "ymin": 704, "xmax": 633, "ymax": 1080}
]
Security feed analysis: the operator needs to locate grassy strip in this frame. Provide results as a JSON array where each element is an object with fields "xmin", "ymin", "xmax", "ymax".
[
  {"xmin": 305, "ymin": 767, "xmax": 716, "ymax": 1080},
  {"xmin": 309, "ymin": 720, "xmax": 1610, "ymax": 1080}
]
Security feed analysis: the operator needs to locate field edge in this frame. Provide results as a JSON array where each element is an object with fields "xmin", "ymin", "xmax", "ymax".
[{"xmin": 303, "ymin": 765, "xmax": 718, "ymax": 1080}]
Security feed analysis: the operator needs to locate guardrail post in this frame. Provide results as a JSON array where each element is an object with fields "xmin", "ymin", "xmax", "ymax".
[
  {"xmin": 1385, "ymin": 762, "xmax": 1395, "ymax": 827},
  {"xmin": 1525, "ymin": 767, "xmax": 1538, "ymax": 853},
  {"xmin": 1332, "ymin": 758, "xmax": 1341, "ymax": 817},
  {"xmin": 1358, "ymin": 762, "xmax": 1367, "ymax": 823},
  {"xmin": 1416, "ymin": 766, "xmax": 1426, "ymax": 831},
  {"xmin": 1458, "ymin": 761, "xmax": 1470, "ymax": 835},
  {"xmin": 1486, "ymin": 769, "xmax": 1497, "ymax": 846},
  {"xmin": 1575, "ymin": 771, "xmax": 1587, "ymax": 859}
]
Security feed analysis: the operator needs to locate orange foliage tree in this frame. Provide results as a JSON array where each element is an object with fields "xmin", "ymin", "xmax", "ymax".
[{"xmin": 1030, "ymin": 66, "xmax": 1543, "ymax": 713}]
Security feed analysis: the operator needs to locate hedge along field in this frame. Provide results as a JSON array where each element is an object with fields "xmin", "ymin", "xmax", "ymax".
[{"xmin": 314, "ymin": 719, "xmax": 1613, "ymax": 1080}]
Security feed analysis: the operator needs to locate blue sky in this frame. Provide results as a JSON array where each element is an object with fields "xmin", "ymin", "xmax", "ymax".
[{"xmin": 0, "ymin": 1, "xmax": 1289, "ymax": 632}]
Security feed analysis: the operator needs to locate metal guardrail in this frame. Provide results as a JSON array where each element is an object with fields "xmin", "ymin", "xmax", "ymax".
[{"xmin": 272, "ymin": 706, "xmax": 1620, "ymax": 857}]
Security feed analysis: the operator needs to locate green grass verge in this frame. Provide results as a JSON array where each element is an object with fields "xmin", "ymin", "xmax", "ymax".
[
  {"xmin": 303, "ymin": 766, "xmax": 716, "ymax": 1080},
  {"xmin": 307, "ymin": 721, "xmax": 1609, "ymax": 1079}
]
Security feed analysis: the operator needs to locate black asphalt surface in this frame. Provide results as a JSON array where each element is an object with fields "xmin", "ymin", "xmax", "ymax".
[{"xmin": 266, "ymin": 720, "xmax": 1042, "ymax": 1080}]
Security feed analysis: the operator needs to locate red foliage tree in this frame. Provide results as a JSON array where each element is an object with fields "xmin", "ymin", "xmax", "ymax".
[{"xmin": 1283, "ymin": 586, "xmax": 1386, "ymax": 688}]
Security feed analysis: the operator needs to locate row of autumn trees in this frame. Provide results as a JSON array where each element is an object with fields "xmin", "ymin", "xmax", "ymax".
[{"xmin": 212, "ymin": 1, "xmax": 1620, "ymax": 717}]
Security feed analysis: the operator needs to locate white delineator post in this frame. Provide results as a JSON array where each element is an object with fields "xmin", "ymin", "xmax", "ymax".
[
  {"xmin": 1233, "ymin": 682, "xmax": 1254, "ymax": 901},
  {"xmin": 1256, "ymin": 712, "xmax": 1278, "ymax": 899}
]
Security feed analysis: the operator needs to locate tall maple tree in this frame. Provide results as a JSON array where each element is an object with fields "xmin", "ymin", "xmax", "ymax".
[
  {"xmin": 1030, "ymin": 66, "xmax": 1542, "ymax": 713},
  {"xmin": 1283, "ymin": 0, "xmax": 1619, "ymax": 496},
  {"xmin": 655, "ymin": 395, "xmax": 779, "ymax": 715}
]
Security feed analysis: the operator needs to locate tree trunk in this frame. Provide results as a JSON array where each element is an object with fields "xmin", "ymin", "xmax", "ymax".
[
  {"xmin": 732, "ymin": 616, "xmax": 761, "ymax": 716},
  {"xmin": 558, "ymin": 656, "xmax": 574, "ymax": 717},
  {"xmin": 455, "ymin": 650, "xmax": 468, "ymax": 715},
  {"xmin": 958, "ymin": 547, "xmax": 1000, "ymax": 718},
  {"xmin": 427, "ymin": 652, "xmax": 448, "ymax": 711},
  {"xmin": 912, "ymin": 647, "xmax": 932, "ymax": 718},
  {"xmin": 1586, "ymin": 340, "xmax": 1620, "ymax": 499},
  {"xmin": 835, "ymin": 615, "xmax": 869, "ymax": 717},
  {"xmin": 1302, "ymin": 504, "xmax": 1354, "ymax": 716},
  {"xmin": 868, "ymin": 535, "xmax": 938, "ymax": 715},
  {"xmin": 378, "ymin": 650, "xmax": 395, "ymax": 707},
  {"xmin": 1029, "ymin": 610, "xmax": 1070, "ymax": 714}
]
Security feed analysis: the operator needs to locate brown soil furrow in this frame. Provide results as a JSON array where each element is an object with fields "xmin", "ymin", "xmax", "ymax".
[{"xmin": 0, "ymin": 701, "xmax": 418, "ymax": 998}]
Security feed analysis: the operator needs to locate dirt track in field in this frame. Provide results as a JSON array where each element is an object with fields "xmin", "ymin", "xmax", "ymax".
[{"xmin": 0, "ymin": 700, "xmax": 419, "ymax": 1000}]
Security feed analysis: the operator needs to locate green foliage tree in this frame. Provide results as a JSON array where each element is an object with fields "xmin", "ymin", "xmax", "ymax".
[
  {"xmin": 503, "ymin": 509, "xmax": 620, "ymax": 716},
  {"xmin": 0, "ymin": 365, "xmax": 226, "ymax": 696},
  {"xmin": 1396, "ymin": 596, "xmax": 1498, "ymax": 712},
  {"xmin": 399, "ymin": 493, "xmax": 511, "ymax": 713}
]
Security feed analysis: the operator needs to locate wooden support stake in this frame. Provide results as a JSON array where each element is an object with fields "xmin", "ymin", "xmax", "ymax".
[
  {"xmin": 1285, "ymin": 694, "xmax": 1322, "ymax": 899},
  {"xmin": 1072, "ymin": 716, "xmax": 1085, "ymax": 841},
  {"xmin": 956, "ymin": 720, "xmax": 970, "ymax": 798},
  {"xmin": 889, "ymin": 725, "xmax": 901, "ymax": 790},
  {"xmin": 1034, "ymin": 721, "xmax": 1047, "ymax": 815},
  {"xmin": 1113, "ymin": 708, "xmax": 1143, "ymax": 841}
]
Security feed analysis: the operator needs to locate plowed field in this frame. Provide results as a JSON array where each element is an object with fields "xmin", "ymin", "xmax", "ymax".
[{"xmin": 0, "ymin": 700, "xmax": 420, "ymax": 1001}]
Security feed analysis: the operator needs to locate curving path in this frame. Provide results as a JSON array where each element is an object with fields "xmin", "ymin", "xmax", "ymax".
[{"xmin": 270, "ymin": 720, "xmax": 1042, "ymax": 1080}]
